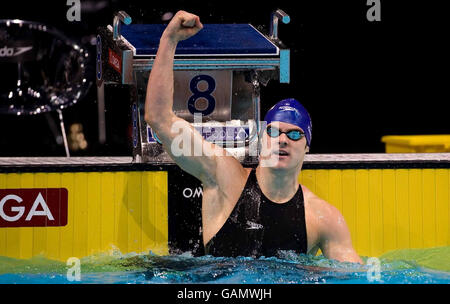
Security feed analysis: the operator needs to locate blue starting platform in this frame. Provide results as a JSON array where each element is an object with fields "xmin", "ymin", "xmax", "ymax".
[
  {"xmin": 121, "ymin": 24, "xmax": 279, "ymax": 57},
  {"xmin": 97, "ymin": 10, "xmax": 291, "ymax": 164}
]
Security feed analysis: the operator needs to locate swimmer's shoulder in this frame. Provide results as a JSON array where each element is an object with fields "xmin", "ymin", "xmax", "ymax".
[
  {"xmin": 301, "ymin": 184, "xmax": 343, "ymax": 226},
  {"xmin": 301, "ymin": 184, "xmax": 326, "ymax": 210},
  {"xmin": 302, "ymin": 184, "xmax": 349, "ymax": 240}
]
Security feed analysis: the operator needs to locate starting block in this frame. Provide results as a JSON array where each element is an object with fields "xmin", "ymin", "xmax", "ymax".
[{"xmin": 96, "ymin": 10, "xmax": 290, "ymax": 164}]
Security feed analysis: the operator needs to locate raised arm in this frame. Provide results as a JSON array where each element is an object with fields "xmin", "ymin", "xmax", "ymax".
[
  {"xmin": 144, "ymin": 11, "xmax": 245, "ymax": 187},
  {"xmin": 145, "ymin": 11, "xmax": 202, "ymax": 123}
]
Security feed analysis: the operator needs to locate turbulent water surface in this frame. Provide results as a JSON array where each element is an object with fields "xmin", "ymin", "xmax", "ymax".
[{"xmin": 1, "ymin": 247, "xmax": 450, "ymax": 284}]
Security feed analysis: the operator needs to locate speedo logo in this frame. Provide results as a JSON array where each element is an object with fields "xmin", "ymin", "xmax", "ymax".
[
  {"xmin": 0, "ymin": 46, "xmax": 33, "ymax": 57},
  {"xmin": 278, "ymin": 105, "xmax": 298, "ymax": 113},
  {"xmin": 246, "ymin": 220, "xmax": 263, "ymax": 230}
]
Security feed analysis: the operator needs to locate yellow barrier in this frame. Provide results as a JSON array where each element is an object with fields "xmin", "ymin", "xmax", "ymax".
[
  {"xmin": 0, "ymin": 157, "xmax": 449, "ymax": 261},
  {"xmin": 299, "ymin": 168, "xmax": 449, "ymax": 257},
  {"xmin": 0, "ymin": 171, "xmax": 168, "ymax": 262},
  {"xmin": 382, "ymin": 135, "xmax": 450, "ymax": 153}
]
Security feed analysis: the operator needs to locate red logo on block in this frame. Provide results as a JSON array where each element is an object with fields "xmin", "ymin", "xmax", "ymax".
[
  {"xmin": 108, "ymin": 48, "xmax": 122, "ymax": 74},
  {"xmin": 0, "ymin": 188, "xmax": 68, "ymax": 227}
]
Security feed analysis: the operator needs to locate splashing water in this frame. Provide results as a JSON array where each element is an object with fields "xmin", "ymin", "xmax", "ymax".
[{"xmin": 1, "ymin": 247, "xmax": 449, "ymax": 284}]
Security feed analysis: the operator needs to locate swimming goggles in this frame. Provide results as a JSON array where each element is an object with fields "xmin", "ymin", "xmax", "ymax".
[{"xmin": 266, "ymin": 126, "xmax": 305, "ymax": 141}]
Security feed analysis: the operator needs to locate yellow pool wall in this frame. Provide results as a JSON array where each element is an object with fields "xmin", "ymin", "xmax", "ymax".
[{"xmin": 0, "ymin": 168, "xmax": 448, "ymax": 261}]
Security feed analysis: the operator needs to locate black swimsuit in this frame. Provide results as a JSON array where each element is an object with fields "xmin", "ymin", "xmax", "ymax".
[{"xmin": 205, "ymin": 168, "xmax": 308, "ymax": 257}]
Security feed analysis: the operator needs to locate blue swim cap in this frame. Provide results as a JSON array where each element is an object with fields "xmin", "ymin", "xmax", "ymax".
[{"xmin": 264, "ymin": 98, "xmax": 312, "ymax": 147}]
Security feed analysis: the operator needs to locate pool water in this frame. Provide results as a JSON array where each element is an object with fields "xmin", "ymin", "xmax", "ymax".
[{"xmin": 1, "ymin": 247, "xmax": 449, "ymax": 284}]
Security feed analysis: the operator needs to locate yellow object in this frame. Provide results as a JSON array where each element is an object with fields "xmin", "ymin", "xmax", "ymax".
[
  {"xmin": 0, "ymin": 171, "xmax": 168, "ymax": 262},
  {"xmin": 299, "ymin": 168, "xmax": 450, "ymax": 258},
  {"xmin": 382, "ymin": 135, "xmax": 450, "ymax": 153},
  {"xmin": 0, "ymin": 165, "xmax": 449, "ymax": 261}
]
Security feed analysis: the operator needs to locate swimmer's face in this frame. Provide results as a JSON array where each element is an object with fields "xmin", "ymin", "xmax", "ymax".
[{"xmin": 260, "ymin": 121, "xmax": 309, "ymax": 170}]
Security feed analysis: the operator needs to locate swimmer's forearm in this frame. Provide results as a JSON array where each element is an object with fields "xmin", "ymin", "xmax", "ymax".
[
  {"xmin": 145, "ymin": 11, "xmax": 203, "ymax": 128},
  {"xmin": 144, "ymin": 36, "xmax": 178, "ymax": 127}
]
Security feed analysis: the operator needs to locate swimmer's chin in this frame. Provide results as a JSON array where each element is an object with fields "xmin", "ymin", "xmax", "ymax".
[{"xmin": 259, "ymin": 157, "xmax": 292, "ymax": 169}]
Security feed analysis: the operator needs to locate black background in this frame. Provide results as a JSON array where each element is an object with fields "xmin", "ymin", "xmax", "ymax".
[
  {"xmin": 0, "ymin": 0, "xmax": 448, "ymax": 156},
  {"xmin": 1, "ymin": 284, "xmax": 447, "ymax": 302}
]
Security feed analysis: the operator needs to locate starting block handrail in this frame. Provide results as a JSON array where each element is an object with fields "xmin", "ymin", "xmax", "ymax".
[{"xmin": 113, "ymin": 11, "xmax": 132, "ymax": 41}]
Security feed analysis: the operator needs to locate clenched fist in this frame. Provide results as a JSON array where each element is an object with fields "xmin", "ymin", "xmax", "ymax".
[{"xmin": 161, "ymin": 10, "xmax": 203, "ymax": 43}]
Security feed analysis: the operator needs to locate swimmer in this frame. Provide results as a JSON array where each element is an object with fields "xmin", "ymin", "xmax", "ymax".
[{"xmin": 145, "ymin": 10, "xmax": 363, "ymax": 264}]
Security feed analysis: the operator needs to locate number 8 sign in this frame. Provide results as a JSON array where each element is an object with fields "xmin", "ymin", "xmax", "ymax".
[
  {"xmin": 187, "ymin": 75, "xmax": 216, "ymax": 116},
  {"xmin": 172, "ymin": 70, "xmax": 232, "ymax": 122}
]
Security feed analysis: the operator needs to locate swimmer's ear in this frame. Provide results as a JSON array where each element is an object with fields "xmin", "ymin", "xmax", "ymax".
[{"xmin": 305, "ymin": 145, "xmax": 310, "ymax": 153}]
